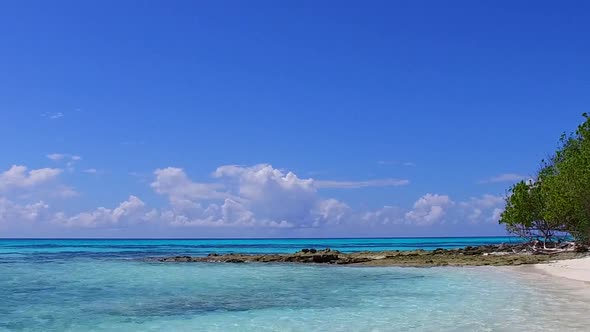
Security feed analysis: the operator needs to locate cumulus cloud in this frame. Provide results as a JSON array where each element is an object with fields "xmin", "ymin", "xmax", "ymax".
[
  {"xmin": 0, "ymin": 165, "xmax": 62, "ymax": 192},
  {"xmin": 0, "ymin": 198, "xmax": 50, "ymax": 226},
  {"xmin": 152, "ymin": 165, "xmax": 505, "ymax": 229},
  {"xmin": 55, "ymin": 195, "xmax": 155, "ymax": 228},
  {"xmin": 157, "ymin": 198, "xmax": 294, "ymax": 229},
  {"xmin": 0, "ymin": 164, "xmax": 78, "ymax": 230},
  {"xmin": 152, "ymin": 167, "xmax": 227, "ymax": 203},
  {"xmin": 312, "ymin": 199, "xmax": 352, "ymax": 226},
  {"xmin": 362, "ymin": 205, "xmax": 404, "ymax": 225},
  {"xmin": 458, "ymin": 194, "xmax": 505, "ymax": 223},
  {"xmin": 405, "ymin": 194, "xmax": 454, "ymax": 225},
  {"xmin": 0, "ymin": 162, "xmax": 508, "ymax": 234},
  {"xmin": 213, "ymin": 164, "xmax": 315, "ymax": 196},
  {"xmin": 152, "ymin": 164, "xmax": 325, "ymax": 228},
  {"xmin": 214, "ymin": 164, "xmax": 318, "ymax": 223},
  {"xmin": 363, "ymin": 193, "xmax": 505, "ymax": 227}
]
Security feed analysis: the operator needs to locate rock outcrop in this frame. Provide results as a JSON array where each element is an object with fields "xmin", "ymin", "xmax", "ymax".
[{"xmin": 152, "ymin": 243, "xmax": 587, "ymax": 267}]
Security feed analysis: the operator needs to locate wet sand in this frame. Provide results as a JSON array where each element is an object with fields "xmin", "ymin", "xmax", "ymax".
[{"xmin": 533, "ymin": 256, "xmax": 590, "ymax": 282}]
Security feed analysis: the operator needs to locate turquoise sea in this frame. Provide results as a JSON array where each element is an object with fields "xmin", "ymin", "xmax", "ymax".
[{"xmin": 1, "ymin": 237, "xmax": 589, "ymax": 331}]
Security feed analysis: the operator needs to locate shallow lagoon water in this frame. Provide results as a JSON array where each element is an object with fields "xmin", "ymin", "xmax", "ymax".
[
  {"xmin": 1, "ymin": 238, "xmax": 588, "ymax": 331},
  {"xmin": 0, "ymin": 237, "xmax": 523, "ymax": 259}
]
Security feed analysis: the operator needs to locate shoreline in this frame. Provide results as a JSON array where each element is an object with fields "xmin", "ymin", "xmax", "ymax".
[
  {"xmin": 532, "ymin": 256, "xmax": 590, "ymax": 283},
  {"xmin": 154, "ymin": 243, "xmax": 588, "ymax": 267},
  {"xmin": 508, "ymin": 257, "xmax": 590, "ymax": 301}
]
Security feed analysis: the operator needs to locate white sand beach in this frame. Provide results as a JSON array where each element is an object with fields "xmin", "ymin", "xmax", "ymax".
[{"xmin": 534, "ymin": 256, "xmax": 590, "ymax": 283}]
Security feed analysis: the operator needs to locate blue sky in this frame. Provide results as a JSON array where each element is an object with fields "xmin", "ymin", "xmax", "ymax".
[{"xmin": 1, "ymin": 1, "xmax": 589, "ymax": 238}]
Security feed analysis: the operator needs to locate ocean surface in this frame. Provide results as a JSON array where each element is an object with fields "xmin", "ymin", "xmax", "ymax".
[{"xmin": 1, "ymin": 237, "xmax": 589, "ymax": 331}]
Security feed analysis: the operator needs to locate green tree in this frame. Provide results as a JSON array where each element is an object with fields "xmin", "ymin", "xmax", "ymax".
[
  {"xmin": 500, "ymin": 114, "xmax": 590, "ymax": 246},
  {"xmin": 542, "ymin": 114, "xmax": 590, "ymax": 244},
  {"xmin": 499, "ymin": 175, "xmax": 566, "ymax": 247}
]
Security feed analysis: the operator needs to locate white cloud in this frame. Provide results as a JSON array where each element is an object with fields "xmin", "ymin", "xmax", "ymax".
[
  {"xmin": 315, "ymin": 178, "xmax": 409, "ymax": 189},
  {"xmin": 164, "ymin": 200, "xmax": 246, "ymax": 227},
  {"xmin": 362, "ymin": 205, "xmax": 404, "ymax": 225},
  {"xmin": 405, "ymin": 194, "xmax": 454, "ymax": 225},
  {"xmin": 151, "ymin": 167, "xmax": 226, "ymax": 203},
  {"xmin": 214, "ymin": 164, "xmax": 317, "ymax": 223},
  {"xmin": 152, "ymin": 164, "xmax": 349, "ymax": 228},
  {"xmin": 56, "ymin": 195, "xmax": 155, "ymax": 228},
  {"xmin": 47, "ymin": 153, "xmax": 65, "ymax": 161},
  {"xmin": 0, "ymin": 162, "xmax": 509, "ymax": 234},
  {"xmin": 47, "ymin": 153, "xmax": 82, "ymax": 171},
  {"xmin": 52, "ymin": 186, "xmax": 79, "ymax": 198},
  {"xmin": 0, "ymin": 163, "xmax": 77, "ymax": 218},
  {"xmin": 480, "ymin": 173, "xmax": 527, "ymax": 184},
  {"xmin": 461, "ymin": 194, "xmax": 504, "ymax": 209},
  {"xmin": 41, "ymin": 112, "xmax": 64, "ymax": 119},
  {"xmin": 312, "ymin": 199, "xmax": 352, "ymax": 226},
  {"xmin": 491, "ymin": 208, "xmax": 503, "ymax": 223},
  {"xmin": 458, "ymin": 194, "xmax": 505, "ymax": 223},
  {"xmin": 0, "ymin": 198, "xmax": 50, "ymax": 226},
  {"xmin": 0, "ymin": 165, "xmax": 62, "ymax": 192},
  {"xmin": 83, "ymin": 168, "xmax": 99, "ymax": 174},
  {"xmin": 364, "ymin": 193, "xmax": 505, "ymax": 227},
  {"xmin": 214, "ymin": 164, "xmax": 408, "ymax": 191},
  {"xmin": 213, "ymin": 164, "xmax": 316, "ymax": 197},
  {"xmin": 152, "ymin": 165, "xmax": 504, "ymax": 229}
]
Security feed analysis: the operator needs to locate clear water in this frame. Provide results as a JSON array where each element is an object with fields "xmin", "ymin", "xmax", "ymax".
[
  {"xmin": 0, "ymin": 237, "xmax": 522, "ymax": 261},
  {"xmin": 1, "ymin": 238, "xmax": 588, "ymax": 331}
]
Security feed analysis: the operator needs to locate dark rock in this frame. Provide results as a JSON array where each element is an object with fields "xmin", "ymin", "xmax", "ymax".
[
  {"xmin": 336, "ymin": 257, "xmax": 370, "ymax": 264},
  {"xmin": 225, "ymin": 258, "xmax": 246, "ymax": 263},
  {"xmin": 153, "ymin": 242, "xmax": 578, "ymax": 267},
  {"xmin": 161, "ymin": 256, "xmax": 192, "ymax": 262},
  {"xmin": 311, "ymin": 254, "xmax": 339, "ymax": 263}
]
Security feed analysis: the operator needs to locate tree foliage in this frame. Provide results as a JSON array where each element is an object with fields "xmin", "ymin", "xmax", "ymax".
[{"xmin": 500, "ymin": 114, "xmax": 590, "ymax": 245}]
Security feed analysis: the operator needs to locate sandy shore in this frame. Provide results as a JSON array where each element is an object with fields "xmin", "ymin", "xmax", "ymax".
[{"xmin": 534, "ymin": 255, "xmax": 590, "ymax": 282}]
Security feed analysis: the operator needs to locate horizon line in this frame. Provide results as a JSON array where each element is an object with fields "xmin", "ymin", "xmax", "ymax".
[{"xmin": 0, "ymin": 235, "xmax": 515, "ymax": 240}]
